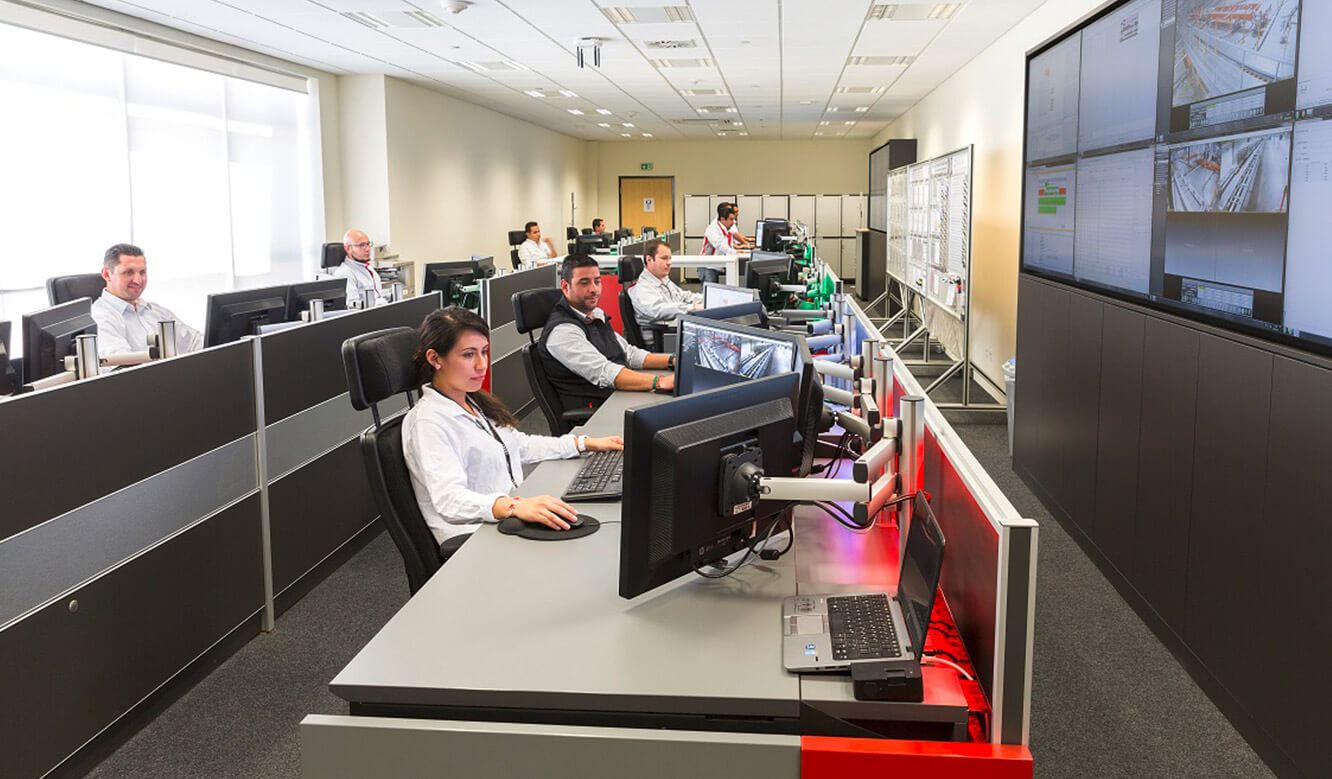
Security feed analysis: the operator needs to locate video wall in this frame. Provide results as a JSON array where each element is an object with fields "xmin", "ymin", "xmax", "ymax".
[{"xmin": 1021, "ymin": 0, "xmax": 1332, "ymax": 353}]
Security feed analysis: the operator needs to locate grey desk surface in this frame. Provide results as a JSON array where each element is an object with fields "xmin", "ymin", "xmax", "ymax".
[{"xmin": 331, "ymin": 387, "xmax": 967, "ymax": 725}]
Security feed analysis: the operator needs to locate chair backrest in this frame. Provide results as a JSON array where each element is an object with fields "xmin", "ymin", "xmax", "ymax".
[
  {"xmin": 565, "ymin": 226, "xmax": 579, "ymax": 240},
  {"xmin": 46, "ymin": 274, "xmax": 106, "ymax": 306},
  {"xmin": 322, "ymin": 242, "xmax": 346, "ymax": 269},
  {"xmin": 511, "ymin": 287, "xmax": 564, "ymax": 337},
  {"xmin": 618, "ymin": 287, "xmax": 649, "ymax": 351},
  {"xmin": 507, "ymin": 230, "xmax": 527, "ymax": 247},
  {"xmin": 581, "ymin": 228, "xmax": 593, "ymax": 235},
  {"xmin": 341, "ymin": 326, "xmax": 445, "ymax": 594},
  {"xmin": 521, "ymin": 341, "xmax": 573, "ymax": 436},
  {"xmin": 617, "ymin": 256, "xmax": 643, "ymax": 285}
]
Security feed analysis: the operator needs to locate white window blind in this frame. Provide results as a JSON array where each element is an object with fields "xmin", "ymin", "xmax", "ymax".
[{"xmin": 0, "ymin": 20, "xmax": 322, "ymax": 358}]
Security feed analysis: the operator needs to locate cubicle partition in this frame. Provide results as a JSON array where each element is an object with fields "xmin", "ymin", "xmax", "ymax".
[
  {"xmin": 0, "ymin": 343, "xmax": 264, "ymax": 778},
  {"xmin": 259, "ymin": 295, "xmax": 440, "ymax": 611},
  {"xmin": 0, "ymin": 296, "xmax": 441, "ymax": 778},
  {"xmin": 479, "ymin": 265, "xmax": 556, "ymax": 416}
]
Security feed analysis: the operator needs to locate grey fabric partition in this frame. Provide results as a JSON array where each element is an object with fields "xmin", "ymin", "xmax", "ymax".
[{"xmin": 1014, "ymin": 274, "xmax": 1329, "ymax": 778}]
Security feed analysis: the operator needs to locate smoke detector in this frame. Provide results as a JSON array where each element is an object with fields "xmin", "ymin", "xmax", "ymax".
[{"xmin": 443, "ymin": 0, "xmax": 470, "ymax": 14}]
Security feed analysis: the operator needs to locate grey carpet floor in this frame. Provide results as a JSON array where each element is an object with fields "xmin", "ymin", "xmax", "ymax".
[{"xmin": 85, "ymin": 403, "xmax": 1276, "ymax": 778}]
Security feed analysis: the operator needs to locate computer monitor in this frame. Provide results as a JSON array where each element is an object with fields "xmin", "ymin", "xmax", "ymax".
[
  {"xmin": 471, "ymin": 255, "xmax": 497, "ymax": 280},
  {"xmin": 693, "ymin": 301, "xmax": 769, "ymax": 330},
  {"xmin": 283, "ymin": 278, "xmax": 347, "ymax": 322},
  {"xmin": 674, "ymin": 315, "xmax": 808, "ymax": 396},
  {"xmin": 614, "ymin": 228, "xmax": 633, "ymax": 241},
  {"xmin": 203, "ymin": 285, "xmax": 288, "ymax": 347},
  {"xmin": 421, "ymin": 261, "xmax": 481, "ymax": 306},
  {"xmin": 21, "ymin": 298, "xmax": 97, "ymax": 382},
  {"xmin": 575, "ymin": 234, "xmax": 609, "ymax": 254},
  {"xmin": 702, "ymin": 282, "xmax": 759, "ymax": 309},
  {"xmin": 756, "ymin": 219, "xmax": 791, "ymax": 252},
  {"xmin": 899, "ymin": 492, "xmax": 946, "ymax": 659},
  {"xmin": 620, "ymin": 372, "xmax": 799, "ymax": 599},
  {"xmin": 745, "ymin": 255, "xmax": 794, "ymax": 307}
]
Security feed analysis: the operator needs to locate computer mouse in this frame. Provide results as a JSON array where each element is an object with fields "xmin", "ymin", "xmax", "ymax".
[{"xmin": 567, "ymin": 513, "xmax": 586, "ymax": 528}]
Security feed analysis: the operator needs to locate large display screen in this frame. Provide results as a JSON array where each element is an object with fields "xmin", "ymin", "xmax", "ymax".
[{"xmin": 1020, "ymin": 0, "xmax": 1332, "ymax": 353}]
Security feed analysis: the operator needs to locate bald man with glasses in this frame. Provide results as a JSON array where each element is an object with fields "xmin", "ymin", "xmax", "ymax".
[{"xmin": 330, "ymin": 228, "xmax": 387, "ymax": 306}]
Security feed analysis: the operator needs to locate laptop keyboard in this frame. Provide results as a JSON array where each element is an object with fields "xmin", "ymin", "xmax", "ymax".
[
  {"xmin": 827, "ymin": 594, "xmax": 902, "ymax": 661},
  {"xmin": 562, "ymin": 450, "xmax": 624, "ymax": 501}
]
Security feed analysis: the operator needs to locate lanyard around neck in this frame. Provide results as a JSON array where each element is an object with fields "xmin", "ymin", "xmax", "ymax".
[{"xmin": 431, "ymin": 386, "xmax": 518, "ymax": 487}]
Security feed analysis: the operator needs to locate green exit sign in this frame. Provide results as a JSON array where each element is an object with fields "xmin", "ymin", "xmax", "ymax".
[{"xmin": 640, "ymin": 162, "xmax": 653, "ymax": 171}]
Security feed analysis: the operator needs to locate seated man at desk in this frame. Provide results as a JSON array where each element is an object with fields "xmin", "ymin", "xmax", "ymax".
[
  {"xmin": 627, "ymin": 239, "xmax": 701, "ymax": 329},
  {"xmin": 591, "ymin": 218, "xmax": 606, "ymax": 235},
  {"xmin": 540, "ymin": 255, "xmax": 675, "ymax": 410},
  {"xmin": 516, "ymin": 221, "xmax": 559, "ymax": 264},
  {"xmin": 91, "ymin": 243, "xmax": 203, "ymax": 356},
  {"xmin": 330, "ymin": 228, "xmax": 387, "ymax": 305}
]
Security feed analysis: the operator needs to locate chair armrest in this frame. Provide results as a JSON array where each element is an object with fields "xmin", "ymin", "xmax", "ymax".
[
  {"xmin": 560, "ymin": 408, "xmax": 595, "ymax": 427},
  {"xmin": 645, "ymin": 324, "xmax": 674, "ymax": 353}
]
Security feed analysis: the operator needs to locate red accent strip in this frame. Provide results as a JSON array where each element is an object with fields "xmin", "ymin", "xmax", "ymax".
[{"xmin": 801, "ymin": 738, "xmax": 1032, "ymax": 778}]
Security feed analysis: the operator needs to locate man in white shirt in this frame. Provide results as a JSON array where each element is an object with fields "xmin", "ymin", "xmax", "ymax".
[
  {"xmin": 701, "ymin": 202, "xmax": 751, "ymax": 285},
  {"xmin": 591, "ymin": 218, "xmax": 606, "ymax": 235},
  {"xmin": 539, "ymin": 255, "xmax": 675, "ymax": 411},
  {"xmin": 627, "ymin": 239, "xmax": 701, "ymax": 329},
  {"xmin": 91, "ymin": 243, "xmax": 203, "ymax": 357},
  {"xmin": 516, "ymin": 221, "xmax": 558, "ymax": 264},
  {"xmin": 725, "ymin": 202, "xmax": 755, "ymax": 250},
  {"xmin": 329, "ymin": 228, "xmax": 387, "ymax": 306}
]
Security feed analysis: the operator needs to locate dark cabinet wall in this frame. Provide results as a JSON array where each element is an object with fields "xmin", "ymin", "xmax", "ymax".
[{"xmin": 1014, "ymin": 275, "xmax": 1327, "ymax": 778}]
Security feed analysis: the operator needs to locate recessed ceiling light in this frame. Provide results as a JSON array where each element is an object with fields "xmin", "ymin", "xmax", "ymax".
[
  {"xmin": 679, "ymin": 88, "xmax": 726, "ymax": 97},
  {"xmin": 597, "ymin": 123, "xmax": 611, "ymax": 127},
  {"xmin": 738, "ymin": 132, "xmax": 748, "ymax": 136},
  {"xmin": 642, "ymin": 133, "xmax": 653, "ymax": 137},
  {"xmin": 854, "ymin": 106, "xmax": 870, "ymax": 112},
  {"xmin": 503, "ymin": 60, "xmax": 528, "ymax": 71},
  {"xmin": 601, "ymin": 6, "xmax": 694, "ymax": 24},
  {"xmin": 559, "ymin": 89, "xmax": 578, "ymax": 97},
  {"xmin": 844, "ymin": 120, "xmax": 857, "ymax": 125},
  {"xmin": 819, "ymin": 121, "xmax": 831, "ymax": 126},
  {"xmin": 733, "ymin": 121, "xmax": 743, "ymax": 126},
  {"xmin": 457, "ymin": 61, "xmax": 488, "ymax": 73},
  {"xmin": 814, "ymin": 132, "xmax": 824, "ymax": 136},
  {"xmin": 340, "ymin": 11, "xmax": 388, "ymax": 28},
  {"xmin": 799, "ymin": 100, "xmax": 813, "ymax": 105},
  {"xmin": 928, "ymin": 4, "xmax": 963, "ymax": 19},
  {"xmin": 849, "ymin": 55, "xmax": 915, "ymax": 66},
  {"xmin": 524, "ymin": 90, "xmax": 544, "ymax": 98},
  {"xmin": 644, "ymin": 40, "xmax": 698, "ymax": 49},
  {"xmin": 654, "ymin": 59, "xmax": 713, "ymax": 69},
  {"xmin": 837, "ymin": 86, "xmax": 887, "ymax": 94},
  {"xmin": 622, "ymin": 122, "xmax": 635, "ymax": 127},
  {"xmin": 596, "ymin": 108, "xmax": 612, "ymax": 115},
  {"xmin": 621, "ymin": 132, "xmax": 632, "ymax": 137},
  {"xmin": 870, "ymin": 3, "xmax": 961, "ymax": 20},
  {"xmin": 827, "ymin": 107, "xmax": 840, "ymax": 112},
  {"xmin": 568, "ymin": 109, "xmax": 584, "ymax": 115}
]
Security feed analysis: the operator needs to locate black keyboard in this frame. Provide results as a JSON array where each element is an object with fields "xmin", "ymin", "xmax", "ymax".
[
  {"xmin": 827, "ymin": 594, "xmax": 902, "ymax": 661},
  {"xmin": 562, "ymin": 450, "xmax": 624, "ymax": 501}
]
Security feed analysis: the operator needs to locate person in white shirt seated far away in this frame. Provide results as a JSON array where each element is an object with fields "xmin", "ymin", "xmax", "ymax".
[
  {"xmin": 401, "ymin": 306, "xmax": 624, "ymax": 550},
  {"xmin": 591, "ymin": 218, "xmax": 606, "ymax": 235},
  {"xmin": 90, "ymin": 243, "xmax": 203, "ymax": 359},
  {"xmin": 627, "ymin": 239, "xmax": 702, "ymax": 330},
  {"xmin": 329, "ymin": 228, "xmax": 388, "ymax": 306},
  {"xmin": 516, "ymin": 221, "xmax": 559, "ymax": 265}
]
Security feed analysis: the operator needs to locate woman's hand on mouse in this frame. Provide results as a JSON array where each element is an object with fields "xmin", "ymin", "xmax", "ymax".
[
  {"xmin": 510, "ymin": 495, "xmax": 580, "ymax": 530},
  {"xmin": 585, "ymin": 436, "xmax": 624, "ymax": 452}
]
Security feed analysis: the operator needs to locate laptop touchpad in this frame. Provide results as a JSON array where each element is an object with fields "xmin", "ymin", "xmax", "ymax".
[{"xmin": 792, "ymin": 615, "xmax": 825, "ymax": 635}]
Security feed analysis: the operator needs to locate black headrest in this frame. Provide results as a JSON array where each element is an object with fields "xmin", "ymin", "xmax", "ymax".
[
  {"xmin": 508, "ymin": 230, "xmax": 527, "ymax": 246},
  {"xmin": 565, "ymin": 226, "xmax": 578, "ymax": 240},
  {"xmin": 322, "ymin": 242, "xmax": 346, "ymax": 269},
  {"xmin": 342, "ymin": 327, "xmax": 419, "ymax": 410},
  {"xmin": 617, "ymin": 256, "xmax": 643, "ymax": 284},
  {"xmin": 46, "ymin": 274, "xmax": 106, "ymax": 306},
  {"xmin": 581, "ymin": 228, "xmax": 593, "ymax": 235},
  {"xmin": 512, "ymin": 287, "xmax": 564, "ymax": 335},
  {"xmin": 615, "ymin": 228, "xmax": 632, "ymax": 241}
]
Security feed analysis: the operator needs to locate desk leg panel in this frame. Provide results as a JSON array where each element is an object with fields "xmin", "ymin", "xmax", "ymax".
[
  {"xmin": 301, "ymin": 715, "xmax": 799, "ymax": 779},
  {"xmin": 0, "ymin": 496, "xmax": 264, "ymax": 779},
  {"xmin": 268, "ymin": 438, "xmax": 377, "ymax": 597},
  {"xmin": 801, "ymin": 737, "xmax": 1033, "ymax": 779}
]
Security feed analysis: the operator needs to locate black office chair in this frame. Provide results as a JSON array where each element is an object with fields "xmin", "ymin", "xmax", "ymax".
[
  {"xmin": 614, "ymin": 228, "xmax": 632, "ymax": 241},
  {"xmin": 46, "ymin": 274, "xmax": 106, "ymax": 306},
  {"xmin": 581, "ymin": 228, "xmax": 593, "ymax": 235},
  {"xmin": 507, "ymin": 230, "xmax": 526, "ymax": 269},
  {"xmin": 565, "ymin": 226, "xmax": 579, "ymax": 255},
  {"xmin": 615, "ymin": 256, "xmax": 667, "ymax": 353},
  {"xmin": 342, "ymin": 327, "xmax": 465, "ymax": 594},
  {"xmin": 512, "ymin": 287, "xmax": 594, "ymax": 436},
  {"xmin": 321, "ymin": 242, "xmax": 346, "ymax": 269}
]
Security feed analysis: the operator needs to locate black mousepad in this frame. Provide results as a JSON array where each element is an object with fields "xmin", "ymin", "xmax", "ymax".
[{"xmin": 498, "ymin": 514, "xmax": 600, "ymax": 540}]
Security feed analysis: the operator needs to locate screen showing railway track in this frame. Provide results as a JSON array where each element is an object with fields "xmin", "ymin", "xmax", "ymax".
[{"xmin": 1021, "ymin": 0, "xmax": 1332, "ymax": 353}]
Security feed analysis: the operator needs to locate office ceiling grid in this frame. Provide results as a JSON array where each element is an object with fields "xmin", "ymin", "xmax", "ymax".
[{"xmin": 79, "ymin": 0, "xmax": 1044, "ymax": 141}]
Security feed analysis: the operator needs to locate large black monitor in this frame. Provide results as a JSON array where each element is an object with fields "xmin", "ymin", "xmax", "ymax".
[
  {"xmin": 675, "ymin": 315, "xmax": 807, "ymax": 396},
  {"xmin": 1020, "ymin": 0, "xmax": 1332, "ymax": 358},
  {"xmin": 745, "ymin": 255, "xmax": 793, "ymax": 308},
  {"xmin": 620, "ymin": 373, "xmax": 799, "ymax": 599},
  {"xmin": 21, "ymin": 298, "xmax": 97, "ymax": 382},
  {"xmin": 203, "ymin": 285, "xmax": 287, "ymax": 347},
  {"xmin": 422, "ymin": 261, "xmax": 481, "ymax": 307},
  {"xmin": 575, "ymin": 234, "xmax": 610, "ymax": 253},
  {"xmin": 755, "ymin": 219, "xmax": 791, "ymax": 252},
  {"xmin": 693, "ymin": 301, "xmax": 769, "ymax": 330},
  {"xmin": 471, "ymin": 255, "xmax": 497, "ymax": 280},
  {"xmin": 283, "ymin": 278, "xmax": 347, "ymax": 322}
]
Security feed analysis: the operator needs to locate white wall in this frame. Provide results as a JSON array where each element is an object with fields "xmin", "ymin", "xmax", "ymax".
[
  {"xmin": 594, "ymin": 139, "xmax": 872, "ymax": 227},
  {"xmin": 381, "ymin": 77, "xmax": 593, "ymax": 274},
  {"xmin": 337, "ymin": 75, "xmax": 391, "ymax": 244},
  {"xmin": 872, "ymin": 0, "xmax": 1106, "ymax": 386}
]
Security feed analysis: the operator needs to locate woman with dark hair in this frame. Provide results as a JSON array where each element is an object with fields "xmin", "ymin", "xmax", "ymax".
[{"xmin": 402, "ymin": 307, "xmax": 622, "ymax": 550}]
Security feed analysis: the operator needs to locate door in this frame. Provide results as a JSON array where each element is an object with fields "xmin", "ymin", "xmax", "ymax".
[{"xmin": 619, "ymin": 177, "xmax": 675, "ymax": 236}]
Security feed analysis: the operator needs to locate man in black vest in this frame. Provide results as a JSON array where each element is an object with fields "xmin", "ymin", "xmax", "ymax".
[{"xmin": 539, "ymin": 255, "xmax": 674, "ymax": 411}]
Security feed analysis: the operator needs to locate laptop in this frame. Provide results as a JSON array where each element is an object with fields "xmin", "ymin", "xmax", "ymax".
[{"xmin": 782, "ymin": 493, "xmax": 946, "ymax": 673}]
